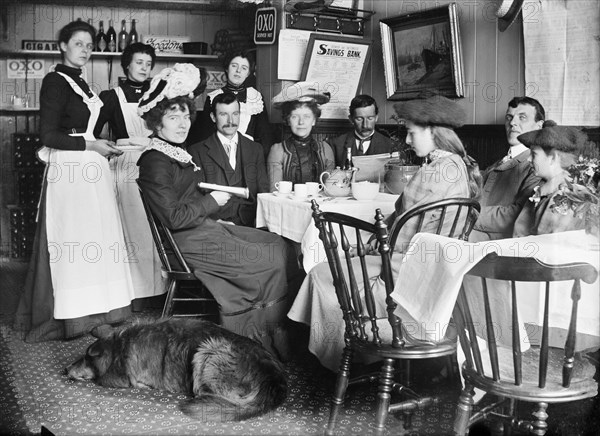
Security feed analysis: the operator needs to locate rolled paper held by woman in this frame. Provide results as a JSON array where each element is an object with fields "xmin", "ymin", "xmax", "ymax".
[{"xmin": 197, "ymin": 182, "xmax": 250, "ymax": 199}]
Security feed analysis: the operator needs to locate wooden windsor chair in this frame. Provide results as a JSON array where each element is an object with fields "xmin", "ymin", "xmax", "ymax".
[
  {"xmin": 137, "ymin": 181, "xmax": 218, "ymax": 321},
  {"xmin": 453, "ymin": 253, "xmax": 598, "ymax": 435},
  {"xmin": 310, "ymin": 197, "xmax": 480, "ymax": 435}
]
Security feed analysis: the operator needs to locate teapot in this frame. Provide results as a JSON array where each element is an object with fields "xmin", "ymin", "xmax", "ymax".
[{"xmin": 320, "ymin": 167, "xmax": 358, "ymax": 197}]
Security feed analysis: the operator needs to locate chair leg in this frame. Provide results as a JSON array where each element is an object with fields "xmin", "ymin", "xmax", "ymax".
[
  {"xmin": 374, "ymin": 358, "xmax": 395, "ymax": 435},
  {"xmin": 453, "ymin": 382, "xmax": 475, "ymax": 435},
  {"xmin": 530, "ymin": 402, "xmax": 548, "ymax": 436},
  {"xmin": 326, "ymin": 346, "xmax": 353, "ymax": 436},
  {"xmin": 161, "ymin": 279, "xmax": 178, "ymax": 318}
]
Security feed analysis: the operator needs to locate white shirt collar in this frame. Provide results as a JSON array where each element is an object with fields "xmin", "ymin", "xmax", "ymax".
[{"xmin": 509, "ymin": 143, "xmax": 528, "ymax": 158}]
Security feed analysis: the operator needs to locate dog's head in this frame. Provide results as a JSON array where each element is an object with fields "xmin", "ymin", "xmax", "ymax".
[{"xmin": 65, "ymin": 324, "xmax": 121, "ymax": 381}]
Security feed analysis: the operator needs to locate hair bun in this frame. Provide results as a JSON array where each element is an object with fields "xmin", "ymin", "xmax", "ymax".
[{"xmin": 542, "ymin": 120, "xmax": 557, "ymax": 128}]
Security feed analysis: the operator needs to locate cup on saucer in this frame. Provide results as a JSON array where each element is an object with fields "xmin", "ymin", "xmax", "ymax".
[
  {"xmin": 306, "ymin": 182, "xmax": 323, "ymax": 197},
  {"xmin": 294, "ymin": 183, "xmax": 308, "ymax": 199},
  {"xmin": 275, "ymin": 180, "xmax": 292, "ymax": 195}
]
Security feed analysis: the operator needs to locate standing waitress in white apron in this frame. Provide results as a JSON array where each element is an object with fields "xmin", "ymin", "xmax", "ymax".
[
  {"xmin": 94, "ymin": 43, "xmax": 165, "ymax": 308},
  {"xmin": 14, "ymin": 21, "xmax": 135, "ymax": 342}
]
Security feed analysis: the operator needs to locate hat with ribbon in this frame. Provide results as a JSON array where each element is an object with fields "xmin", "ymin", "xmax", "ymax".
[
  {"xmin": 517, "ymin": 120, "xmax": 589, "ymax": 154},
  {"xmin": 271, "ymin": 81, "xmax": 331, "ymax": 109},
  {"xmin": 495, "ymin": 0, "xmax": 525, "ymax": 32},
  {"xmin": 138, "ymin": 63, "xmax": 200, "ymax": 116},
  {"xmin": 284, "ymin": 0, "xmax": 333, "ymax": 14},
  {"xmin": 393, "ymin": 94, "xmax": 466, "ymax": 129}
]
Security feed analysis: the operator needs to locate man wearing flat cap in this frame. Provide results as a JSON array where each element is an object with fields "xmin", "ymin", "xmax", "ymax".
[
  {"xmin": 330, "ymin": 94, "xmax": 394, "ymax": 167},
  {"xmin": 470, "ymin": 96, "xmax": 544, "ymax": 241}
]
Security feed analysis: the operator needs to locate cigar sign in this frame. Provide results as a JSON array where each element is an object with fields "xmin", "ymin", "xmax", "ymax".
[{"xmin": 254, "ymin": 6, "xmax": 276, "ymax": 45}]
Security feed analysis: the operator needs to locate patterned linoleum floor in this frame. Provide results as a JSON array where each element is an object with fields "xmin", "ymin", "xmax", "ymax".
[{"xmin": 1, "ymin": 260, "xmax": 599, "ymax": 436}]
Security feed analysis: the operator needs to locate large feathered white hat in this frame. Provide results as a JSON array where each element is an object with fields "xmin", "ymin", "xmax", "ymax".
[{"xmin": 138, "ymin": 63, "xmax": 200, "ymax": 116}]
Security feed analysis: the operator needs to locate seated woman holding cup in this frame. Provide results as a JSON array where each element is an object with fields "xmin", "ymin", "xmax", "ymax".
[
  {"xmin": 267, "ymin": 82, "xmax": 335, "ymax": 193},
  {"xmin": 288, "ymin": 95, "xmax": 482, "ymax": 372}
]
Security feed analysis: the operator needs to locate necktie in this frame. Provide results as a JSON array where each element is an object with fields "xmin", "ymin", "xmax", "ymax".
[
  {"xmin": 223, "ymin": 140, "xmax": 231, "ymax": 158},
  {"xmin": 355, "ymin": 135, "xmax": 371, "ymax": 156}
]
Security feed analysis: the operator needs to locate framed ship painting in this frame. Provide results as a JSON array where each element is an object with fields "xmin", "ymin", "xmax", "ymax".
[{"xmin": 380, "ymin": 3, "xmax": 465, "ymax": 100}]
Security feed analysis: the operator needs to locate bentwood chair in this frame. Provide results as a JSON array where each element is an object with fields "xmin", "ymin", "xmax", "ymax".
[
  {"xmin": 453, "ymin": 253, "xmax": 598, "ymax": 435},
  {"xmin": 137, "ymin": 181, "xmax": 218, "ymax": 321},
  {"xmin": 311, "ymin": 197, "xmax": 480, "ymax": 435}
]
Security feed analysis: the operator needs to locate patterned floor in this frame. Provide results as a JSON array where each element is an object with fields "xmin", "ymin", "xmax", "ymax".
[{"xmin": 1, "ymin": 261, "xmax": 599, "ymax": 435}]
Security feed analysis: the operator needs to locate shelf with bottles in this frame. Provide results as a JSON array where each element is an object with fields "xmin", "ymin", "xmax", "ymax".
[{"xmin": 0, "ymin": 49, "xmax": 219, "ymax": 61}]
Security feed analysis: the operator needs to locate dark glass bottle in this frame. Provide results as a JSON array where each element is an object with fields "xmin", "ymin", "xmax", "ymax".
[
  {"xmin": 129, "ymin": 19, "xmax": 138, "ymax": 45},
  {"xmin": 107, "ymin": 20, "xmax": 117, "ymax": 53},
  {"xmin": 96, "ymin": 20, "xmax": 107, "ymax": 52},
  {"xmin": 118, "ymin": 19, "xmax": 129, "ymax": 52}
]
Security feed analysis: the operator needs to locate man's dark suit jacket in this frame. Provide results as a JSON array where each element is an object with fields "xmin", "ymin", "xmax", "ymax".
[
  {"xmin": 330, "ymin": 130, "xmax": 394, "ymax": 167},
  {"xmin": 188, "ymin": 132, "xmax": 269, "ymax": 227}
]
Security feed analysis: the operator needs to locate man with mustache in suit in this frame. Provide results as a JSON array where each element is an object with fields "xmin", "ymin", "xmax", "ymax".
[
  {"xmin": 330, "ymin": 94, "xmax": 394, "ymax": 167},
  {"xmin": 189, "ymin": 92, "xmax": 269, "ymax": 227}
]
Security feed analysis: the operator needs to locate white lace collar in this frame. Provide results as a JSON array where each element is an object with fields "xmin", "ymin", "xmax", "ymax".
[{"xmin": 147, "ymin": 137, "xmax": 201, "ymax": 172}]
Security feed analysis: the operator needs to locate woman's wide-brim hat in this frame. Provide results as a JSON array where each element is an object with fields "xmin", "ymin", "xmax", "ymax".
[
  {"xmin": 284, "ymin": 0, "xmax": 333, "ymax": 14},
  {"xmin": 393, "ymin": 95, "xmax": 466, "ymax": 129},
  {"xmin": 496, "ymin": 0, "xmax": 525, "ymax": 32},
  {"xmin": 271, "ymin": 81, "xmax": 331, "ymax": 109},
  {"xmin": 138, "ymin": 63, "xmax": 200, "ymax": 116},
  {"xmin": 517, "ymin": 121, "xmax": 588, "ymax": 154}
]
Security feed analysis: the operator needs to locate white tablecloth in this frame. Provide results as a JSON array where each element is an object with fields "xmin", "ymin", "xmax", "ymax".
[
  {"xmin": 256, "ymin": 192, "xmax": 399, "ymax": 272},
  {"xmin": 391, "ymin": 230, "xmax": 600, "ymax": 350}
]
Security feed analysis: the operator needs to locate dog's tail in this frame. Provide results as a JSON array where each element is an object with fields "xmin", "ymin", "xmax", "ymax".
[{"xmin": 180, "ymin": 337, "xmax": 287, "ymax": 422}]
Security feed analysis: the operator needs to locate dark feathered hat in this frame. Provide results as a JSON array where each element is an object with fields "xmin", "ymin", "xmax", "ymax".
[
  {"xmin": 393, "ymin": 95, "xmax": 466, "ymax": 129},
  {"xmin": 517, "ymin": 120, "xmax": 588, "ymax": 154}
]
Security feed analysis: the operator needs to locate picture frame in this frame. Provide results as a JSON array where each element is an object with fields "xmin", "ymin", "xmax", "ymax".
[
  {"xmin": 380, "ymin": 3, "xmax": 465, "ymax": 101},
  {"xmin": 300, "ymin": 33, "xmax": 372, "ymax": 119}
]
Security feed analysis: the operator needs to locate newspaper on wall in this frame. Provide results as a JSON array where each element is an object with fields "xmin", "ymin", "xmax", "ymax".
[{"xmin": 523, "ymin": 0, "xmax": 599, "ymax": 125}]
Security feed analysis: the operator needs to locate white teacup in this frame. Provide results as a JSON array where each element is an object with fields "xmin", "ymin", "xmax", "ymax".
[
  {"xmin": 275, "ymin": 180, "xmax": 292, "ymax": 194},
  {"xmin": 294, "ymin": 183, "xmax": 308, "ymax": 199},
  {"xmin": 306, "ymin": 182, "xmax": 323, "ymax": 197}
]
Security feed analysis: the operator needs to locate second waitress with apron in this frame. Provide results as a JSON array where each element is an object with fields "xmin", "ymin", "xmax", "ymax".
[
  {"xmin": 94, "ymin": 42, "xmax": 165, "ymax": 307},
  {"xmin": 14, "ymin": 20, "xmax": 135, "ymax": 342}
]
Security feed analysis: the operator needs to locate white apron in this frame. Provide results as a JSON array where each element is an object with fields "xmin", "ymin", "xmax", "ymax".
[
  {"xmin": 110, "ymin": 86, "xmax": 164, "ymax": 299},
  {"xmin": 37, "ymin": 71, "xmax": 134, "ymax": 319}
]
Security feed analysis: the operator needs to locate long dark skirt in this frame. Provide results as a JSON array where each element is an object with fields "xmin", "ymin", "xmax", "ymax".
[
  {"xmin": 175, "ymin": 221, "xmax": 293, "ymax": 360},
  {"xmin": 13, "ymin": 181, "xmax": 131, "ymax": 343}
]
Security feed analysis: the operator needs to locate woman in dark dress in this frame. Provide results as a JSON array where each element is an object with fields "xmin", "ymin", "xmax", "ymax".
[
  {"xmin": 14, "ymin": 21, "xmax": 134, "ymax": 342},
  {"xmin": 94, "ymin": 42, "xmax": 155, "ymax": 140},
  {"xmin": 187, "ymin": 50, "xmax": 274, "ymax": 157},
  {"xmin": 137, "ymin": 64, "xmax": 292, "ymax": 360}
]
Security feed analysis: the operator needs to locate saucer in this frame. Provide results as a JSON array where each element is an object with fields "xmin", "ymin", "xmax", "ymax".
[{"xmin": 273, "ymin": 191, "xmax": 292, "ymax": 197}]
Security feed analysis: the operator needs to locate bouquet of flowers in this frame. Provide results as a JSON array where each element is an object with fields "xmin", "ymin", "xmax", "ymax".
[{"xmin": 552, "ymin": 154, "xmax": 600, "ymax": 236}]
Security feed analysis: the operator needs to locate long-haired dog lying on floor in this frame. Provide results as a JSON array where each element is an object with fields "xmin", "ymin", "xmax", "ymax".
[{"xmin": 65, "ymin": 318, "xmax": 287, "ymax": 422}]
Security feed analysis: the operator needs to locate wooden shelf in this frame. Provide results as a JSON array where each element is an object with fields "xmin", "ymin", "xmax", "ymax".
[
  {"xmin": 0, "ymin": 107, "xmax": 39, "ymax": 112},
  {"xmin": 0, "ymin": 49, "xmax": 219, "ymax": 61}
]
